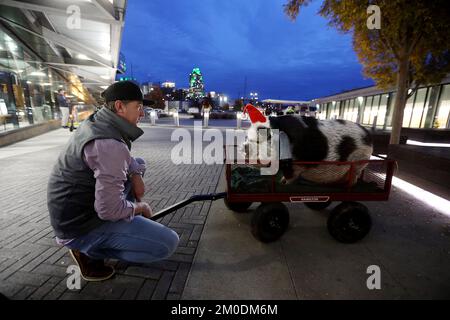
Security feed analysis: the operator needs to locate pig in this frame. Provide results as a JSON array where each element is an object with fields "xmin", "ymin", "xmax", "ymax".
[{"xmin": 243, "ymin": 104, "xmax": 373, "ymax": 185}]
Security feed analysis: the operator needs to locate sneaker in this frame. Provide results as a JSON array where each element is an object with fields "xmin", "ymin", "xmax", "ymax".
[{"xmin": 69, "ymin": 249, "xmax": 115, "ymax": 282}]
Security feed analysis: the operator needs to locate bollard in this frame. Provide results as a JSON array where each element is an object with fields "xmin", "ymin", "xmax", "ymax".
[
  {"xmin": 173, "ymin": 110, "xmax": 179, "ymax": 127},
  {"xmin": 236, "ymin": 111, "xmax": 242, "ymax": 129},
  {"xmin": 150, "ymin": 110, "xmax": 156, "ymax": 126},
  {"xmin": 203, "ymin": 110, "xmax": 209, "ymax": 128}
]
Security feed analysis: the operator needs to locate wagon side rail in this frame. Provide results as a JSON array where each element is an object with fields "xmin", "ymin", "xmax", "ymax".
[{"xmin": 225, "ymin": 157, "xmax": 397, "ymax": 203}]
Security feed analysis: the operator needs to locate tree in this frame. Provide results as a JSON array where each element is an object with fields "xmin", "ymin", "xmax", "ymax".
[
  {"xmin": 284, "ymin": 0, "xmax": 450, "ymax": 144},
  {"xmin": 145, "ymin": 86, "xmax": 165, "ymax": 109},
  {"xmin": 187, "ymin": 67, "xmax": 205, "ymax": 100},
  {"xmin": 234, "ymin": 99, "xmax": 243, "ymax": 111},
  {"xmin": 203, "ymin": 93, "xmax": 215, "ymax": 109}
]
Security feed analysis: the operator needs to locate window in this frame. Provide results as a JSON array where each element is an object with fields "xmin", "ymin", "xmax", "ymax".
[
  {"xmin": 410, "ymin": 88, "xmax": 427, "ymax": 128},
  {"xmin": 343, "ymin": 100, "xmax": 350, "ymax": 120},
  {"xmin": 345, "ymin": 99, "xmax": 350, "ymax": 121},
  {"xmin": 363, "ymin": 96, "xmax": 373, "ymax": 124},
  {"xmin": 402, "ymin": 91, "xmax": 416, "ymax": 127},
  {"xmin": 349, "ymin": 99, "xmax": 356, "ymax": 122},
  {"xmin": 326, "ymin": 102, "xmax": 332, "ymax": 119},
  {"xmin": 377, "ymin": 94, "xmax": 388, "ymax": 127},
  {"xmin": 370, "ymin": 95, "xmax": 380, "ymax": 125},
  {"xmin": 435, "ymin": 84, "xmax": 450, "ymax": 128},
  {"xmin": 421, "ymin": 87, "xmax": 433, "ymax": 128},
  {"xmin": 385, "ymin": 92, "xmax": 395, "ymax": 129},
  {"xmin": 330, "ymin": 101, "xmax": 339, "ymax": 119}
]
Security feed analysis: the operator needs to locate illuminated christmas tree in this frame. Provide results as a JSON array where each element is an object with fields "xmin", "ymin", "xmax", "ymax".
[{"xmin": 187, "ymin": 67, "xmax": 205, "ymax": 100}]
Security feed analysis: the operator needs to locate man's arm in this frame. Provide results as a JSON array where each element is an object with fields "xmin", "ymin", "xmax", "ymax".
[
  {"xmin": 83, "ymin": 139, "xmax": 152, "ymax": 221},
  {"xmin": 129, "ymin": 157, "xmax": 146, "ymax": 201}
]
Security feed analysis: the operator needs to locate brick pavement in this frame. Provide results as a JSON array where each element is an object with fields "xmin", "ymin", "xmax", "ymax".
[{"xmin": 0, "ymin": 127, "xmax": 224, "ymax": 300}]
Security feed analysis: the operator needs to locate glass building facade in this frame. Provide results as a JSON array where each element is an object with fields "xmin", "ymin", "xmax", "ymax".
[
  {"xmin": 0, "ymin": 29, "xmax": 96, "ymax": 132},
  {"xmin": 315, "ymin": 81, "xmax": 450, "ymax": 130},
  {"xmin": 0, "ymin": 1, "xmax": 126, "ymax": 134}
]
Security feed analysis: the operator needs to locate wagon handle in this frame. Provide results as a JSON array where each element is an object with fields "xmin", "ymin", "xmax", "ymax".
[{"xmin": 151, "ymin": 192, "xmax": 227, "ymax": 221}]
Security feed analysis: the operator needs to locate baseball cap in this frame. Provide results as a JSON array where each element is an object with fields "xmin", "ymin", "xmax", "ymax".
[{"xmin": 101, "ymin": 81, "xmax": 154, "ymax": 106}]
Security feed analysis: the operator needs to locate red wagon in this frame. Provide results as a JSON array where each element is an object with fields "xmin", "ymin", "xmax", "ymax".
[
  {"xmin": 223, "ymin": 148, "xmax": 397, "ymax": 243},
  {"xmin": 151, "ymin": 149, "xmax": 396, "ymax": 244}
]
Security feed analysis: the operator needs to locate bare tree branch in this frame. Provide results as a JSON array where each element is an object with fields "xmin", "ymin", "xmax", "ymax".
[
  {"xmin": 408, "ymin": 29, "xmax": 423, "ymax": 56},
  {"xmin": 377, "ymin": 29, "xmax": 400, "ymax": 61}
]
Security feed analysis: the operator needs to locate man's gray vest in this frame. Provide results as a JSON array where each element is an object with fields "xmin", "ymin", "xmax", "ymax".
[{"xmin": 47, "ymin": 107, "xmax": 143, "ymax": 239}]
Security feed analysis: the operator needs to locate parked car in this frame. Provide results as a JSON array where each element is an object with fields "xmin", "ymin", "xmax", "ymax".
[{"xmin": 188, "ymin": 107, "xmax": 200, "ymax": 114}]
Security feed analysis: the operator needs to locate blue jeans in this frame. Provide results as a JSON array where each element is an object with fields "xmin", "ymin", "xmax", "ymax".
[{"xmin": 66, "ymin": 158, "xmax": 179, "ymax": 264}]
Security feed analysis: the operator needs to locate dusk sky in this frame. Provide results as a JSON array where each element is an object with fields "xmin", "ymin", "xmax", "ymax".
[{"xmin": 120, "ymin": 0, "xmax": 374, "ymax": 101}]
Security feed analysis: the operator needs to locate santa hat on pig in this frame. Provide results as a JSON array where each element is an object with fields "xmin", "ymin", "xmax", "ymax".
[{"xmin": 243, "ymin": 104, "xmax": 270, "ymax": 142}]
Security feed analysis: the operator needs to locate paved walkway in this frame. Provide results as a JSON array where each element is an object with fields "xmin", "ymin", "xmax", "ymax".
[{"xmin": 183, "ymin": 170, "xmax": 450, "ymax": 299}]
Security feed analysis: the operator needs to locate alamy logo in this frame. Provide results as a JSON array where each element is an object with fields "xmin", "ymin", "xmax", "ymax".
[
  {"xmin": 367, "ymin": 5, "xmax": 381, "ymax": 30},
  {"xmin": 366, "ymin": 265, "xmax": 381, "ymax": 290},
  {"xmin": 170, "ymin": 122, "xmax": 280, "ymax": 175},
  {"xmin": 66, "ymin": 265, "xmax": 81, "ymax": 290},
  {"xmin": 66, "ymin": 5, "xmax": 81, "ymax": 30}
]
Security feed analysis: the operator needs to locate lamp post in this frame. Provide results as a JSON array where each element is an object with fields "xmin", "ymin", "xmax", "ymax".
[
  {"xmin": 150, "ymin": 110, "xmax": 156, "ymax": 126},
  {"xmin": 173, "ymin": 110, "xmax": 179, "ymax": 127},
  {"xmin": 203, "ymin": 109, "xmax": 209, "ymax": 128},
  {"xmin": 236, "ymin": 111, "xmax": 242, "ymax": 129}
]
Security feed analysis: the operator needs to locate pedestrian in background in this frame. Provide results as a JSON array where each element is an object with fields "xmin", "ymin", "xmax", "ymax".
[{"xmin": 57, "ymin": 89, "xmax": 70, "ymax": 128}]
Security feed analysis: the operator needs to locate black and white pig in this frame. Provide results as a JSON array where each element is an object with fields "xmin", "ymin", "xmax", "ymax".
[{"xmin": 243, "ymin": 104, "xmax": 373, "ymax": 185}]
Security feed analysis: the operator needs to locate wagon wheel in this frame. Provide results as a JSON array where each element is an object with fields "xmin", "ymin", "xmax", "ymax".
[
  {"xmin": 223, "ymin": 198, "xmax": 252, "ymax": 213},
  {"xmin": 304, "ymin": 200, "xmax": 332, "ymax": 211},
  {"xmin": 327, "ymin": 202, "xmax": 371, "ymax": 243},
  {"xmin": 251, "ymin": 203, "xmax": 289, "ymax": 243}
]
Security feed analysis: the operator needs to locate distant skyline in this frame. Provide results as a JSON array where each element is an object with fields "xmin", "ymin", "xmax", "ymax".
[{"xmin": 120, "ymin": 0, "xmax": 374, "ymax": 101}]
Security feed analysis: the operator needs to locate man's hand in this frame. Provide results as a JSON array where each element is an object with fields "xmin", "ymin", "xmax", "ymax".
[
  {"xmin": 131, "ymin": 174, "xmax": 145, "ymax": 202},
  {"xmin": 134, "ymin": 202, "xmax": 153, "ymax": 219}
]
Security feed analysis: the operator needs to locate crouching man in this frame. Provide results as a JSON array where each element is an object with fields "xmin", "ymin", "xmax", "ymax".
[{"xmin": 47, "ymin": 81, "xmax": 179, "ymax": 281}]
